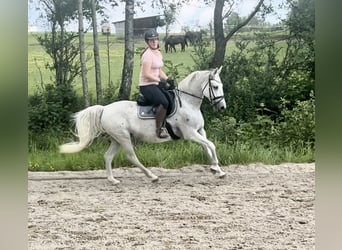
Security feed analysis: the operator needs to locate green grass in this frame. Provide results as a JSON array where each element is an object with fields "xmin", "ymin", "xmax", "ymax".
[{"xmin": 28, "ymin": 135, "xmax": 314, "ymax": 171}]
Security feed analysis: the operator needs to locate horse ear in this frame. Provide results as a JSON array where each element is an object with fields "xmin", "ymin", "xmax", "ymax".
[{"xmin": 213, "ymin": 66, "xmax": 222, "ymax": 75}]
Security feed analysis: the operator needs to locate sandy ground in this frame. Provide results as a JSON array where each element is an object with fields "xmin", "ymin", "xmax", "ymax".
[{"xmin": 28, "ymin": 163, "xmax": 315, "ymax": 250}]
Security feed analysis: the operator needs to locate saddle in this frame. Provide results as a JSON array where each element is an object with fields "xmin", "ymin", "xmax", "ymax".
[
  {"xmin": 137, "ymin": 90, "xmax": 180, "ymax": 140},
  {"xmin": 137, "ymin": 90, "xmax": 177, "ymax": 119}
]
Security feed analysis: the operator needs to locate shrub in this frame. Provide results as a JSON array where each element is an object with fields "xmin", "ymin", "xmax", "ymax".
[
  {"xmin": 276, "ymin": 92, "xmax": 315, "ymax": 148},
  {"xmin": 28, "ymin": 83, "xmax": 81, "ymax": 134}
]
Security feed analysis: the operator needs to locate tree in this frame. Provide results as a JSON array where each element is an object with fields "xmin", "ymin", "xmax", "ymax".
[
  {"xmin": 29, "ymin": 0, "xmax": 82, "ymax": 133},
  {"xmin": 78, "ymin": 0, "xmax": 90, "ymax": 107},
  {"xmin": 211, "ymin": 0, "xmax": 266, "ymax": 68},
  {"xmin": 118, "ymin": 0, "xmax": 134, "ymax": 100},
  {"xmin": 35, "ymin": 0, "xmax": 81, "ymax": 87},
  {"xmin": 163, "ymin": 3, "xmax": 177, "ymax": 37},
  {"xmin": 282, "ymin": 0, "xmax": 315, "ymax": 79},
  {"xmin": 91, "ymin": 0, "xmax": 103, "ymax": 104}
]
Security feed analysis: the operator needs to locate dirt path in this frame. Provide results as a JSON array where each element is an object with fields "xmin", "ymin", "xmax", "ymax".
[{"xmin": 28, "ymin": 163, "xmax": 315, "ymax": 250}]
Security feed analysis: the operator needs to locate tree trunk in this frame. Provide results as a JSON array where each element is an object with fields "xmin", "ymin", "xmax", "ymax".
[
  {"xmin": 78, "ymin": 0, "xmax": 90, "ymax": 107},
  {"xmin": 106, "ymin": 33, "xmax": 112, "ymax": 87},
  {"xmin": 211, "ymin": 0, "xmax": 265, "ymax": 68},
  {"xmin": 211, "ymin": 0, "xmax": 226, "ymax": 68},
  {"xmin": 91, "ymin": 0, "xmax": 103, "ymax": 104},
  {"xmin": 118, "ymin": 0, "xmax": 134, "ymax": 100}
]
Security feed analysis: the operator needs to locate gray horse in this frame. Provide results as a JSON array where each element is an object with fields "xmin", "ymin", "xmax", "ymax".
[{"xmin": 60, "ymin": 67, "xmax": 226, "ymax": 184}]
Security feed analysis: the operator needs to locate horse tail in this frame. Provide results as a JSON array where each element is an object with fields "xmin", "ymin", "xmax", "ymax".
[{"xmin": 59, "ymin": 105, "xmax": 104, "ymax": 154}]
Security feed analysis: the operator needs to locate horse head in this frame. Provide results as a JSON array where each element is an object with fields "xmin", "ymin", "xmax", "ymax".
[
  {"xmin": 177, "ymin": 67, "xmax": 226, "ymax": 112},
  {"xmin": 202, "ymin": 66, "xmax": 226, "ymax": 112}
]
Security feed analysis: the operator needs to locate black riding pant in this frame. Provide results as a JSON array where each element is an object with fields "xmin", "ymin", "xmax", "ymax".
[{"xmin": 140, "ymin": 84, "xmax": 169, "ymax": 110}]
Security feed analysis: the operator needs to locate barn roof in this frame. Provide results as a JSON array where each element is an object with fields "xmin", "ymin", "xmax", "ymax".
[
  {"xmin": 113, "ymin": 15, "xmax": 163, "ymax": 26},
  {"xmin": 113, "ymin": 15, "xmax": 164, "ymax": 36}
]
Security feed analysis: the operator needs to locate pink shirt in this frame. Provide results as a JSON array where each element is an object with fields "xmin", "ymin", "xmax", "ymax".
[{"xmin": 139, "ymin": 48, "xmax": 164, "ymax": 86}]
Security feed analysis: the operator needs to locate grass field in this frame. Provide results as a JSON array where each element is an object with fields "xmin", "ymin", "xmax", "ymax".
[
  {"xmin": 28, "ymin": 33, "xmax": 245, "ymax": 97},
  {"xmin": 29, "ymin": 33, "xmax": 192, "ymax": 96}
]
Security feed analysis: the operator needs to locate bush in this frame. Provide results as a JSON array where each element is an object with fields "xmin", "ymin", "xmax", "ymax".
[
  {"xmin": 28, "ymin": 83, "xmax": 82, "ymax": 134},
  {"xmin": 103, "ymin": 82, "xmax": 120, "ymax": 104},
  {"xmin": 276, "ymin": 92, "xmax": 315, "ymax": 148},
  {"xmin": 205, "ymin": 116, "xmax": 239, "ymax": 144}
]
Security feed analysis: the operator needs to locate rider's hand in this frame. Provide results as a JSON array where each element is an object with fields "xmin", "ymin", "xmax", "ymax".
[
  {"xmin": 158, "ymin": 79, "xmax": 167, "ymax": 89},
  {"xmin": 166, "ymin": 78, "xmax": 176, "ymax": 90}
]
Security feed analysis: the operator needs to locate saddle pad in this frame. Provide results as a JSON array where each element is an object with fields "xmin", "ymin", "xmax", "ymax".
[
  {"xmin": 137, "ymin": 90, "xmax": 178, "ymax": 120},
  {"xmin": 137, "ymin": 106, "xmax": 156, "ymax": 119}
]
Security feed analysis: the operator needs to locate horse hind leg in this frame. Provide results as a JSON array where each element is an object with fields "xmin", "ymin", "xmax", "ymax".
[
  {"xmin": 104, "ymin": 139, "xmax": 121, "ymax": 184},
  {"xmin": 119, "ymin": 137, "xmax": 159, "ymax": 182}
]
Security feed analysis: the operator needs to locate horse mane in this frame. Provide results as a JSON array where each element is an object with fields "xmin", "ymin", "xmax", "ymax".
[{"xmin": 179, "ymin": 70, "xmax": 210, "ymax": 90}]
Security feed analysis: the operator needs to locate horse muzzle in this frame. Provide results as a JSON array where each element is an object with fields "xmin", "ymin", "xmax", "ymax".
[{"xmin": 213, "ymin": 97, "xmax": 226, "ymax": 112}]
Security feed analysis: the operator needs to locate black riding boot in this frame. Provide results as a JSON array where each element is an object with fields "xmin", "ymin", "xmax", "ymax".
[{"xmin": 155, "ymin": 105, "xmax": 169, "ymax": 138}]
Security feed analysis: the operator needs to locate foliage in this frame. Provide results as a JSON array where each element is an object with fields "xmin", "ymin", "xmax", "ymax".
[
  {"xmin": 283, "ymin": 0, "xmax": 315, "ymax": 80},
  {"xmin": 32, "ymin": 0, "xmax": 117, "ymax": 24},
  {"xmin": 103, "ymin": 81, "xmax": 120, "ymax": 104},
  {"xmin": 163, "ymin": 3, "xmax": 178, "ymax": 35},
  {"xmin": 28, "ymin": 83, "xmax": 81, "ymax": 134},
  {"xmin": 190, "ymin": 14, "xmax": 315, "ymax": 151},
  {"xmin": 30, "ymin": 0, "xmax": 85, "ymax": 137},
  {"xmin": 36, "ymin": 32, "xmax": 81, "ymax": 87},
  {"xmin": 276, "ymin": 92, "xmax": 315, "ymax": 148},
  {"xmin": 204, "ymin": 93, "xmax": 315, "ymax": 150},
  {"xmin": 163, "ymin": 59, "xmax": 184, "ymax": 81},
  {"xmin": 189, "ymin": 38, "xmax": 213, "ymax": 70}
]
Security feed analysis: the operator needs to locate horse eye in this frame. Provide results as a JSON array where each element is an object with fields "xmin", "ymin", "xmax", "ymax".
[{"xmin": 213, "ymin": 86, "xmax": 219, "ymax": 90}]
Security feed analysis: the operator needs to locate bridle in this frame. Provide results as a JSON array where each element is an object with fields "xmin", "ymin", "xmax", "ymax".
[{"xmin": 177, "ymin": 75, "xmax": 225, "ymax": 106}]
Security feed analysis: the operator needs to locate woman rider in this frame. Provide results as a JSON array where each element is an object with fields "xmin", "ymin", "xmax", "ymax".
[{"xmin": 139, "ymin": 29, "xmax": 171, "ymax": 138}]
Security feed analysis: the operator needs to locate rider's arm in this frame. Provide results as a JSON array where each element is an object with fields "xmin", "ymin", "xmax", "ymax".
[{"xmin": 159, "ymin": 69, "xmax": 168, "ymax": 81}]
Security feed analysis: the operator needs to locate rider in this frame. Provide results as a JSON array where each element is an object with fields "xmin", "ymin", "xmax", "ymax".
[{"xmin": 139, "ymin": 29, "xmax": 173, "ymax": 139}]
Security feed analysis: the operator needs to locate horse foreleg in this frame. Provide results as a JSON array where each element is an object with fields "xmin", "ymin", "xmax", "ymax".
[
  {"xmin": 197, "ymin": 128, "xmax": 213, "ymax": 158},
  {"xmin": 185, "ymin": 128, "xmax": 226, "ymax": 178},
  {"xmin": 104, "ymin": 140, "xmax": 121, "ymax": 184},
  {"xmin": 119, "ymin": 138, "xmax": 159, "ymax": 182}
]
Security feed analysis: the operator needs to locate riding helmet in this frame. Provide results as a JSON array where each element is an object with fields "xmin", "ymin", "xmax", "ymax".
[{"xmin": 144, "ymin": 29, "xmax": 159, "ymax": 43}]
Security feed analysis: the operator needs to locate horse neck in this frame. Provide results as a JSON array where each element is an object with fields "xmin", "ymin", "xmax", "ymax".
[{"xmin": 178, "ymin": 71, "xmax": 208, "ymax": 107}]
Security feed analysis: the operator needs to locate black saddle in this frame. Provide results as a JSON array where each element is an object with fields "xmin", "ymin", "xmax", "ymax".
[{"xmin": 137, "ymin": 90, "xmax": 177, "ymax": 119}]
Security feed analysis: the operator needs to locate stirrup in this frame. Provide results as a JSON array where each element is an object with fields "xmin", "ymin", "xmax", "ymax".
[{"xmin": 157, "ymin": 127, "xmax": 169, "ymax": 138}]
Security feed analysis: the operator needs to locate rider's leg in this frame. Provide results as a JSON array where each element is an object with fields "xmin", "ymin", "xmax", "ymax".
[
  {"xmin": 155, "ymin": 104, "xmax": 168, "ymax": 138},
  {"xmin": 140, "ymin": 85, "xmax": 170, "ymax": 138}
]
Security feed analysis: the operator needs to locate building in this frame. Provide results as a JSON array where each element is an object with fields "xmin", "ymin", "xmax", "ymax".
[
  {"xmin": 101, "ymin": 24, "xmax": 111, "ymax": 35},
  {"xmin": 113, "ymin": 15, "xmax": 164, "ymax": 38}
]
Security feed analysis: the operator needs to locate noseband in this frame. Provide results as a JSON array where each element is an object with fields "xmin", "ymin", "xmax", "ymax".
[{"xmin": 178, "ymin": 75, "xmax": 224, "ymax": 106}]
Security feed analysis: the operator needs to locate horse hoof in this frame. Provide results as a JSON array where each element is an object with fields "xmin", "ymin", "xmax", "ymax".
[
  {"xmin": 218, "ymin": 172, "xmax": 227, "ymax": 178},
  {"xmin": 210, "ymin": 168, "xmax": 217, "ymax": 174},
  {"xmin": 108, "ymin": 177, "xmax": 120, "ymax": 185},
  {"xmin": 151, "ymin": 176, "xmax": 159, "ymax": 183}
]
